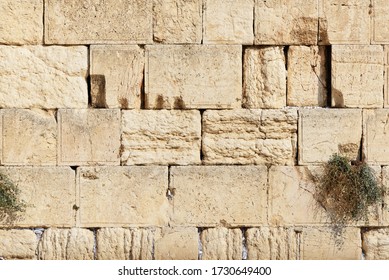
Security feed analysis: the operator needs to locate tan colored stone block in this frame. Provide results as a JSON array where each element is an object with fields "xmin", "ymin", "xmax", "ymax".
[
  {"xmin": 78, "ymin": 166, "xmax": 169, "ymax": 227},
  {"xmin": 363, "ymin": 228, "xmax": 389, "ymax": 259},
  {"xmin": 287, "ymin": 46, "xmax": 327, "ymax": 107},
  {"xmin": 170, "ymin": 166, "xmax": 267, "ymax": 226},
  {"xmin": 145, "ymin": 45, "xmax": 241, "ymax": 109},
  {"xmin": 45, "ymin": 0, "xmax": 152, "ymax": 44},
  {"xmin": 153, "ymin": 0, "xmax": 202, "ymax": 44},
  {"xmin": 0, "ymin": 46, "xmax": 88, "ymax": 109},
  {"xmin": 201, "ymin": 228, "xmax": 242, "ymax": 260},
  {"xmin": 255, "ymin": 0, "xmax": 317, "ymax": 45},
  {"xmin": 203, "ymin": 0, "xmax": 254, "ymax": 44},
  {"xmin": 203, "ymin": 109, "xmax": 297, "ymax": 165},
  {"xmin": 90, "ymin": 46, "xmax": 144, "ymax": 109},
  {"xmin": 332, "ymin": 45, "xmax": 384, "ymax": 108},
  {"xmin": 371, "ymin": 0, "xmax": 389, "ymax": 44},
  {"xmin": 155, "ymin": 228, "xmax": 198, "ymax": 260},
  {"xmin": 243, "ymin": 47, "xmax": 286, "ymax": 109},
  {"xmin": 0, "ymin": 230, "xmax": 37, "ymax": 260},
  {"xmin": 121, "ymin": 110, "xmax": 201, "ymax": 165},
  {"xmin": 385, "ymin": 48, "xmax": 389, "ymax": 107},
  {"xmin": 298, "ymin": 109, "xmax": 362, "ymax": 165},
  {"xmin": 58, "ymin": 109, "xmax": 120, "ymax": 165}
]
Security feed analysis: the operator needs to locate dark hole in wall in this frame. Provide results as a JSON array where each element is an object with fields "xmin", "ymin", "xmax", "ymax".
[{"xmin": 90, "ymin": 74, "xmax": 107, "ymax": 108}]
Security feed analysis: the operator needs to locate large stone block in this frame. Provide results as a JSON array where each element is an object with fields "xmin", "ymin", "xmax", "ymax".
[
  {"xmin": 45, "ymin": 0, "xmax": 152, "ymax": 44},
  {"xmin": 121, "ymin": 110, "xmax": 201, "ymax": 165},
  {"xmin": 385, "ymin": 46, "xmax": 389, "ymax": 108},
  {"xmin": 371, "ymin": 0, "xmax": 389, "ymax": 44},
  {"xmin": 0, "ymin": 230, "xmax": 37, "ymax": 260},
  {"xmin": 0, "ymin": 46, "xmax": 88, "ymax": 109},
  {"xmin": 362, "ymin": 228, "xmax": 389, "ymax": 259},
  {"xmin": 145, "ymin": 45, "xmax": 241, "ymax": 109},
  {"xmin": 201, "ymin": 228, "xmax": 242, "ymax": 260},
  {"xmin": 155, "ymin": 228, "xmax": 198, "ymax": 260}
]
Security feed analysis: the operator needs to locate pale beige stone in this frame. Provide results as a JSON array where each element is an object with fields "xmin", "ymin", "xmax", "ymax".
[
  {"xmin": 201, "ymin": 228, "xmax": 242, "ymax": 260},
  {"xmin": 332, "ymin": 45, "xmax": 384, "ymax": 108},
  {"xmin": 170, "ymin": 166, "xmax": 267, "ymax": 226},
  {"xmin": 131, "ymin": 228, "xmax": 158, "ymax": 260},
  {"xmin": 121, "ymin": 110, "xmax": 201, "ymax": 165},
  {"xmin": 0, "ymin": 46, "xmax": 88, "ymax": 109},
  {"xmin": 77, "ymin": 166, "xmax": 169, "ymax": 227},
  {"xmin": 38, "ymin": 228, "xmax": 94, "ymax": 260},
  {"xmin": 145, "ymin": 45, "xmax": 241, "ymax": 109},
  {"xmin": 153, "ymin": 0, "xmax": 202, "ymax": 44},
  {"xmin": 287, "ymin": 46, "xmax": 327, "ymax": 107},
  {"xmin": 0, "ymin": 0, "xmax": 43, "ymax": 44},
  {"xmin": 203, "ymin": 0, "xmax": 254, "ymax": 44},
  {"xmin": 243, "ymin": 47, "xmax": 286, "ymax": 109},
  {"xmin": 363, "ymin": 228, "xmax": 389, "ymax": 259},
  {"xmin": 255, "ymin": 0, "xmax": 317, "ymax": 45},
  {"xmin": 45, "ymin": 0, "xmax": 152, "ymax": 44},
  {"xmin": 155, "ymin": 228, "xmax": 198, "ymax": 260},
  {"xmin": 385, "ymin": 46, "xmax": 389, "ymax": 107},
  {"xmin": 371, "ymin": 0, "xmax": 389, "ymax": 44},
  {"xmin": 203, "ymin": 109, "xmax": 297, "ymax": 165},
  {"xmin": 381, "ymin": 166, "xmax": 389, "ymax": 224},
  {"xmin": 90, "ymin": 46, "xmax": 144, "ymax": 109},
  {"xmin": 298, "ymin": 109, "xmax": 362, "ymax": 165},
  {"xmin": 0, "ymin": 230, "xmax": 37, "ymax": 259},
  {"xmin": 58, "ymin": 109, "xmax": 120, "ymax": 165}
]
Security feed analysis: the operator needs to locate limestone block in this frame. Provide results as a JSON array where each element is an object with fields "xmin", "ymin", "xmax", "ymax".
[
  {"xmin": 131, "ymin": 228, "xmax": 158, "ymax": 260},
  {"xmin": 0, "ymin": 46, "xmax": 88, "ymax": 109},
  {"xmin": 170, "ymin": 166, "xmax": 267, "ymax": 226},
  {"xmin": 45, "ymin": 0, "xmax": 152, "ymax": 44},
  {"xmin": 287, "ymin": 46, "xmax": 327, "ymax": 107},
  {"xmin": 362, "ymin": 228, "xmax": 389, "ymax": 259},
  {"xmin": 385, "ymin": 46, "xmax": 389, "ymax": 107},
  {"xmin": 371, "ymin": 0, "xmax": 389, "ymax": 44},
  {"xmin": 243, "ymin": 47, "xmax": 286, "ymax": 109},
  {"xmin": 201, "ymin": 228, "xmax": 242, "ymax": 260},
  {"xmin": 203, "ymin": 0, "xmax": 254, "ymax": 44},
  {"xmin": 58, "ymin": 109, "xmax": 120, "ymax": 165},
  {"xmin": 254, "ymin": 0, "xmax": 318, "ymax": 45},
  {"xmin": 332, "ymin": 45, "xmax": 384, "ymax": 108},
  {"xmin": 121, "ymin": 110, "xmax": 201, "ymax": 165},
  {"xmin": 77, "ymin": 166, "xmax": 169, "ymax": 227},
  {"xmin": 145, "ymin": 45, "xmax": 241, "ymax": 109},
  {"xmin": 0, "ymin": 167, "xmax": 75, "ymax": 227},
  {"xmin": 381, "ymin": 167, "xmax": 389, "ymax": 224},
  {"xmin": 298, "ymin": 109, "xmax": 362, "ymax": 165},
  {"xmin": 202, "ymin": 109, "xmax": 297, "ymax": 165},
  {"xmin": 0, "ymin": 230, "xmax": 37, "ymax": 260},
  {"xmin": 38, "ymin": 228, "xmax": 94, "ymax": 260},
  {"xmin": 153, "ymin": 0, "xmax": 202, "ymax": 44},
  {"xmin": 0, "ymin": 0, "xmax": 43, "ymax": 44},
  {"xmin": 155, "ymin": 228, "xmax": 198, "ymax": 260},
  {"xmin": 90, "ymin": 46, "xmax": 144, "ymax": 109}
]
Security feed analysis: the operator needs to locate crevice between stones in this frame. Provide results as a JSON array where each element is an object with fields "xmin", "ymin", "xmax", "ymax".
[{"xmin": 197, "ymin": 227, "xmax": 204, "ymax": 260}]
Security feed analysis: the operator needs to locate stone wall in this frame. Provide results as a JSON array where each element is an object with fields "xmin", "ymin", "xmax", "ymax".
[{"xmin": 1, "ymin": 0, "xmax": 389, "ymax": 260}]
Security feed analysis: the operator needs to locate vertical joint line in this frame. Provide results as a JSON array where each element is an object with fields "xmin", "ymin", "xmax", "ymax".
[{"xmin": 325, "ymin": 45, "xmax": 332, "ymax": 107}]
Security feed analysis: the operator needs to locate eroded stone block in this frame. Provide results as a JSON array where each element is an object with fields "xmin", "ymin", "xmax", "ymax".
[
  {"xmin": 371, "ymin": 0, "xmax": 389, "ymax": 44},
  {"xmin": 363, "ymin": 228, "xmax": 389, "ymax": 259},
  {"xmin": 155, "ymin": 228, "xmax": 198, "ymax": 260},
  {"xmin": 0, "ymin": 230, "xmax": 37, "ymax": 260},
  {"xmin": 201, "ymin": 228, "xmax": 242, "ymax": 260}
]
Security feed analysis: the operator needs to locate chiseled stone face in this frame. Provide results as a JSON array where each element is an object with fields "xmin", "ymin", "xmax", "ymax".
[
  {"xmin": 384, "ymin": 46, "xmax": 389, "ymax": 107},
  {"xmin": 371, "ymin": 0, "xmax": 389, "ymax": 43},
  {"xmin": 362, "ymin": 228, "xmax": 389, "ymax": 260},
  {"xmin": 201, "ymin": 228, "xmax": 242, "ymax": 260},
  {"xmin": 0, "ymin": 229, "xmax": 37, "ymax": 260}
]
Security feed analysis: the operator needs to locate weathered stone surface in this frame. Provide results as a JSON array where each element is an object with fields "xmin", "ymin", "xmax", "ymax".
[
  {"xmin": 78, "ymin": 166, "xmax": 169, "ymax": 227},
  {"xmin": 153, "ymin": 0, "xmax": 202, "ymax": 44},
  {"xmin": 298, "ymin": 109, "xmax": 362, "ymax": 165},
  {"xmin": 121, "ymin": 110, "xmax": 201, "ymax": 165},
  {"xmin": 58, "ymin": 109, "xmax": 120, "ymax": 165},
  {"xmin": 243, "ymin": 47, "xmax": 286, "ymax": 108},
  {"xmin": 287, "ymin": 46, "xmax": 327, "ymax": 107},
  {"xmin": 0, "ymin": 46, "xmax": 88, "ymax": 109},
  {"xmin": 384, "ymin": 167, "xmax": 389, "ymax": 225},
  {"xmin": 0, "ymin": 230, "xmax": 37, "ymax": 259},
  {"xmin": 385, "ymin": 46, "xmax": 389, "ymax": 107},
  {"xmin": 203, "ymin": 0, "xmax": 254, "ymax": 44},
  {"xmin": 201, "ymin": 228, "xmax": 242, "ymax": 260},
  {"xmin": 255, "ymin": 0, "xmax": 317, "ymax": 45},
  {"xmin": 45, "ymin": 0, "xmax": 152, "ymax": 44},
  {"xmin": 332, "ymin": 45, "xmax": 384, "ymax": 108},
  {"xmin": 155, "ymin": 228, "xmax": 198, "ymax": 260},
  {"xmin": 170, "ymin": 166, "xmax": 267, "ymax": 226},
  {"xmin": 363, "ymin": 228, "xmax": 389, "ymax": 259},
  {"xmin": 203, "ymin": 109, "xmax": 297, "ymax": 165},
  {"xmin": 90, "ymin": 46, "xmax": 144, "ymax": 109},
  {"xmin": 371, "ymin": 0, "xmax": 389, "ymax": 44},
  {"xmin": 145, "ymin": 45, "xmax": 241, "ymax": 109},
  {"xmin": 38, "ymin": 228, "xmax": 94, "ymax": 260}
]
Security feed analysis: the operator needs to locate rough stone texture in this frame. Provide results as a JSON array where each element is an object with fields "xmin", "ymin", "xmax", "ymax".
[
  {"xmin": 0, "ymin": 46, "xmax": 88, "ymax": 109},
  {"xmin": 145, "ymin": 45, "xmax": 241, "ymax": 109},
  {"xmin": 153, "ymin": 0, "xmax": 202, "ymax": 44},
  {"xmin": 243, "ymin": 47, "xmax": 286, "ymax": 109},
  {"xmin": 371, "ymin": 0, "xmax": 389, "ymax": 44},
  {"xmin": 0, "ymin": 110, "xmax": 56, "ymax": 165},
  {"xmin": 0, "ymin": 167, "xmax": 75, "ymax": 227},
  {"xmin": 203, "ymin": 0, "xmax": 254, "ymax": 44},
  {"xmin": 90, "ymin": 46, "xmax": 144, "ymax": 109},
  {"xmin": 121, "ymin": 110, "xmax": 201, "ymax": 165},
  {"xmin": 385, "ymin": 46, "xmax": 389, "ymax": 108},
  {"xmin": 45, "ymin": 0, "xmax": 152, "ymax": 44},
  {"xmin": 202, "ymin": 109, "xmax": 297, "ymax": 165},
  {"xmin": 155, "ymin": 228, "xmax": 198, "ymax": 260},
  {"xmin": 298, "ymin": 109, "xmax": 362, "ymax": 165},
  {"xmin": 287, "ymin": 46, "xmax": 327, "ymax": 107},
  {"xmin": 77, "ymin": 166, "xmax": 169, "ymax": 227},
  {"xmin": 255, "ymin": 0, "xmax": 318, "ymax": 45},
  {"xmin": 201, "ymin": 228, "xmax": 242, "ymax": 260},
  {"xmin": 384, "ymin": 167, "xmax": 389, "ymax": 225},
  {"xmin": 362, "ymin": 228, "xmax": 389, "ymax": 260},
  {"xmin": 58, "ymin": 109, "xmax": 120, "ymax": 165},
  {"xmin": 170, "ymin": 166, "xmax": 267, "ymax": 226},
  {"xmin": 0, "ymin": 230, "xmax": 37, "ymax": 260},
  {"xmin": 38, "ymin": 228, "xmax": 94, "ymax": 260},
  {"xmin": 332, "ymin": 45, "xmax": 384, "ymax": 108}
]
